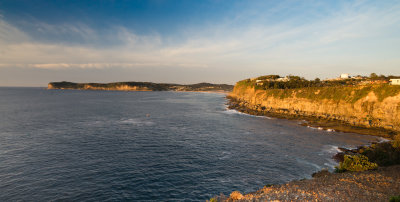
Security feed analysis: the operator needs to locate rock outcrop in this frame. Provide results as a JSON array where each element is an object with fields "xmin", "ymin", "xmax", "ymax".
[
  {"xmin": 228, "ymin": 84, "xmax": 400, "ymax": 134},
  {"xmin": 218, "ymin": 165, "xmax": 400, "ymax": 201}
]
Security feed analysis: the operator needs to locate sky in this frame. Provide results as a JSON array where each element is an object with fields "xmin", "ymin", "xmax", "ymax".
[{"xmin": 0, "ymin": 0, "xmax": 399, "ymax": 86}]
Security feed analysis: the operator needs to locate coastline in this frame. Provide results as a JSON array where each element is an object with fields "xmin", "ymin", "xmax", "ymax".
[
  {"xmin": 226, "ymin": 96, "xmax": 396, "ymax": 139},
  {"xmin": 217, "ymin": 96, "xmax": 400, "ymax": 201},
  {"xmin": 214, "ymin": 165, "xmax": 400, "ymax": 201},
  {"xmin": 47, "ymin": 87, "xmax": 231, "ymax": 94},
  {"xmin": 47, "ymin": 81, "xmax": 234, "ymax": 93}
]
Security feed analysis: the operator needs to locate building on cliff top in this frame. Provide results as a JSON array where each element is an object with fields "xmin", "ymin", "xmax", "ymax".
[
  {"xmin": 390, "ymin": 79, "xmax": 400, "ymax": 85},
  {"xmin": 340, "ymin": 73, "xmax": 350, "ymax": 79},
  {"xmin": 276, "ymin": 76, "xmax": 289, "ymax": 82}
]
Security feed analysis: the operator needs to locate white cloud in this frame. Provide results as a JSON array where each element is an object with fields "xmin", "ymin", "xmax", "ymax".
[
  {"xmin": 0, "ymin": 1, "xmax": 399, "ymax": 81},
  {"xmin": 0, "ymin": 19, "xmax": 30, "ymax": 44}
]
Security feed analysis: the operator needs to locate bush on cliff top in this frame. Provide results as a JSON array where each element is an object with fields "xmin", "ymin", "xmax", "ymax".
[
  {"xmin": 389, "ymin": 195, "xmax": 400, "ymax": 202},
  {"xmin": 335, "ymin": 154, "xmax": 378, "ymax": 172},
  {"xmin": 361, "ymin": 142, "xmax": 400, "ymax": 166},
  {"xmin": 236, "ymin": 81, "xmax": 400, "ymax": 103},
  {"xmin": 392, "ymin": 134, "xmax": 400, "ymax": 149}
]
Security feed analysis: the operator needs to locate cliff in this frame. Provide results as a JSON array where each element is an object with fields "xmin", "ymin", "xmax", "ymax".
[
  {"xmin": 48, "ymin": 81, "xmax": 233, "ymax": 92},
  {"xmin": 228, "ymin": 82, "xmax": 400, "ymax": 136}
]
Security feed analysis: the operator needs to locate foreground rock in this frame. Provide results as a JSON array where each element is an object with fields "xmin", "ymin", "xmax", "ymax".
[{"xmin": 217, "ymin": 165, "xmax": 400, "ymax": 201}]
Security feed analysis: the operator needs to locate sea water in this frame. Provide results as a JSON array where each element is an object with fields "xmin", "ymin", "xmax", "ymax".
[{"xmin": 0, "ymin": 88, "xmax": 378, "ymax": 201}]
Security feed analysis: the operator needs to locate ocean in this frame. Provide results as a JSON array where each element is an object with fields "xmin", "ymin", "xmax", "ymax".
[{"xmin": 0, "ymin": 87, "xmax": 379, "ymax": 201}]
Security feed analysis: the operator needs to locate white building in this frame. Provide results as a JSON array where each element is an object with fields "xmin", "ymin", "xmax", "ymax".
[
  {"xmin": 340, "ymin": 73, "xmax": 350, "ymax": 79},
  {"xmin": 390, "ymin": 79, "xmax": 400, "ymax": 85},
  {"xmin": 276, "ymin": 77, "xmax": 289, "ymax": 82}
]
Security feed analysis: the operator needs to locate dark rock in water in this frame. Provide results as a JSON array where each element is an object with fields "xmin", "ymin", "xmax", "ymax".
[
  {"xmin": 312, "ymin": 168, "xmax": 331, "ymax": 178},
  {"xmin": 338, "ymin": 147, "xmax": 352, "ymax": 153},
  {"xmin": 333, "ymin": 153, "xmax": 345, "ymax": 163}
]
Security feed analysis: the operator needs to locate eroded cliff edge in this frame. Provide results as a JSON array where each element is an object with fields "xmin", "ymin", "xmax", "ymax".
[{"xmin": 228, "ymin": 83, "xmax": 400, "ymax": 137}]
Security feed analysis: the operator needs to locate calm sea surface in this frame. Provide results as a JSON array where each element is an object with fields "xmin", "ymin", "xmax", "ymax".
[{"xmin": 0, "ymin": 87, "xmax": 379, "ymax": 201}]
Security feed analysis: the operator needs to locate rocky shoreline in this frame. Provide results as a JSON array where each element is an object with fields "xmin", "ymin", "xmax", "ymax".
[
  {"xmin": 226, "ymin": 95, "xmax": 397, "ymax": 139},
  {"xmin": 214, "ymin": 96, "xmax": 400, "ymax": 201},
  {"xmin": 213, "ymin": 165, "xmax": 400, "ymax": 201}
]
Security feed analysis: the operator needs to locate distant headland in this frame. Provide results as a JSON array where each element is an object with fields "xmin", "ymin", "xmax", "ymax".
[{"xmin": 48, "ymin": 81, "xmax": 233, "ymax": 93}]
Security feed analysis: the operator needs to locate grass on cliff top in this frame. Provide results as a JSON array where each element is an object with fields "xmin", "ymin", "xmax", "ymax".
[
  {"xmin": 259, "ymin": 85, "xmax": 374, "ymax": 103},
  {"xmin": 236, "ymin": 80, "xmax": 400, "ymax": 103}
]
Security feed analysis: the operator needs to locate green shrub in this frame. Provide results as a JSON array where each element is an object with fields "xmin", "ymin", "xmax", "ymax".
[
  {"xmin": 362, "ymin": 142, "xmax": 400, "ymax": 166},
  {"xmin": 389, "ymin": 195, "xmax": 400, "ymax": 202},
  {"xmin": 208, "ymin": 197, "xmax": 218, "ymax": 202},
  {"xmin": 373, "ymin": 84, "xmax": 400, "ymax": 102},
  {"xmin": 392, "ymin": 134, "xmax": 400, "ymax": 149},
  {"xmin": 336, "ymin": 154, "xmax": 378, "ymax": 172}
]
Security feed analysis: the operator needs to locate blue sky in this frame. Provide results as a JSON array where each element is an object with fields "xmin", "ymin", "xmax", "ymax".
[{"xmin": 0, "ymin": 0, "xmax": 399, "ymax": 86}]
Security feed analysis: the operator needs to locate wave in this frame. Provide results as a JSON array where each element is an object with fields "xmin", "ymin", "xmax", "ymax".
[
  {"xmin": 218, "ymin": 151, "xmax": 232, "ymax": 160},
  {"xmin": 119, "ymin": 118, "xmax": 155, "ymax": 126},
  {"xmin": 377, "ymin": 137, "xmax": 390, "ymax": 143},
  {"xmin": 83, "ymin": 118, "xmax": 156, "ymax": 127},
  {"xmin": 319, "ymin": 145, "xmax": 342, "ymax": 169},
  {"xmin": 306, "ymin": 126, "xmax": 335, "ymax": 132},
  {"xmin": 222, "ymin": 107, "xmax": 273, "ymax": 119},
  {"xmin": 321, "ymin": 145, "xmax": 341, "ymax": 155},
  {"xmin": 295, "ymin": 158, "xmax": 322, "ymax": 170}
]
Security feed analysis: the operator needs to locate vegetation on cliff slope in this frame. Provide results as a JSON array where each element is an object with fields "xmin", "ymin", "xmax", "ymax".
[
  {"xmin": 345, "ymin": 141, "xmax": 400, "ymax": 167},
  {"xmin": 235, "ymin": 74, "xmax": 400, "ymax": 103},
  {"xmin": 237, "ymin": 73, "xmax": 400, "ymax": 90},
  {"xmin": 235, "ymin": 83, "xmax": 400, "ymax": 104},
  {"xmin": 335, "ymin": 154, "xmax": 378, "ymax": 172}
]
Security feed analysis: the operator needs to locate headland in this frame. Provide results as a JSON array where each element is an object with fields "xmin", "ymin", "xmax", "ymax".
[
  {"xmin": 227, "ymin": 75, "xmax": 400, "ymax": 138},
  {"xmin": 47, "ymin": 81, "xmax": 233, "ymax": 93},
  {"xmin": 215, "ymin": 74, "xmax": 400, "ymax": 201}
]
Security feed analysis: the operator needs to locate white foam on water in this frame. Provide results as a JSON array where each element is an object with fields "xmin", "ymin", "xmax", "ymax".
[
  {"xmin": 119, "ymin": 118, "xmax": 155, "ymax": 126},
  {"xmin": 377, "ymin": 137, "xmax": 390, "ymax": 143},
  {"xmin": 321, "ymin": 145, "xmax": 341, "ymax": 154},
  {"xmin": 323, "ymin": 159, "xmax": 338, "ymax": 169},
  {"xmin": 84, "ymin": 120, "xmax": 106, "ymax": 126},
  {"xmin": 222, "ymin": 107, "xmax": 273, "ymax": 119},
  {"xmin": 306, "ymin": 126, "xmax": 335, "ymax": 132},
  {"xmin": 295, "ymin": 158, "xmax": 322, "ymax": 170},
  {"xmin": 218, "ymin": 151, "xmax": 232, "ymax": 160},
  {"xmin": 319, "ymin": 145, "xmax": 342, "ymax": 169}
]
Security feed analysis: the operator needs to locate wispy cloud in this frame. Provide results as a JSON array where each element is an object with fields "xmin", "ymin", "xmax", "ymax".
[{"xmin": 0, "ymin": 0, "xmax": 399, "ymax": 81}]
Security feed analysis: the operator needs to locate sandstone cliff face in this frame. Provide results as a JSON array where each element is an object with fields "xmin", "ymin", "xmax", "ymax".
[
  {"xmin": 229, "ymin": 85, "xmax": 400, "ymax": 132},
  {"xmin": 47, "ymin": 83, "xmax": 151, "ymax": 91},
  {"xmin": 48, "ymin": 83, "xmax": 55, "ymax": 89},
  {"xmin": 81, "ymin": 84, "xmax": 151, "ymax": 91}
]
